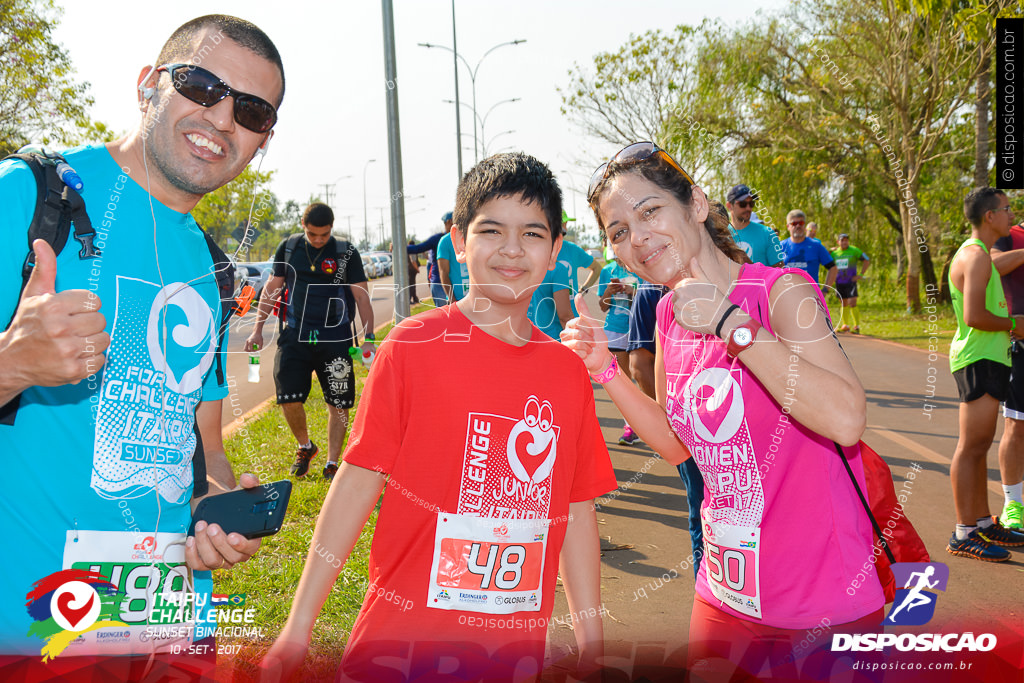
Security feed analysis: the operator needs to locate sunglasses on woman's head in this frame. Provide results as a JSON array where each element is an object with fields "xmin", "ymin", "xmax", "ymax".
[
  {"xmin": 157, "ymin": 64, "xmax": 278, "ymax": 134},
  {"xmin": 587, "ymin": 142, "xmax": 695, "ymax": 204}
]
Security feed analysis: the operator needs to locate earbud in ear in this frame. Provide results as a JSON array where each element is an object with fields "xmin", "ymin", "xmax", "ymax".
[{"xmin": 138, "ymin": 66, "xmax": 157, "ymax": 101}]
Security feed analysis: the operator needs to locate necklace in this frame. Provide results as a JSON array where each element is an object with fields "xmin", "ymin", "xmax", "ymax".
[{"xmin": 304, "ymin": 239, "xmax": 326, "ymax": 271}]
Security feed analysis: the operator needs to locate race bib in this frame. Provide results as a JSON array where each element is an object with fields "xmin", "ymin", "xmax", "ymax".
[
  {"xmin": 63, "ymin": 530, "xmax": 195, "ymax": 654},
  {"xmin": 427, "ymin": 513, "xmax": 548, "ymax": 614},
  {"xmin": 703, "ymin": 519, "xmax": 761, "ymax": 619},
  {"xmin": 836, "ymin": 258, "xmax": 849, "ymax": 269}
]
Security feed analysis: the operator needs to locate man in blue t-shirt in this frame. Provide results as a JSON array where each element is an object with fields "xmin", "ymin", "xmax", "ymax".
[
  {"xmin": 436, "ymin": 228, "xmax": 469, "ymax": 303},
  {"xmin": 0, "ymin": 16, "xmax": 277, "ymax": 663},
  {"xmin": 781, "ymin": 209, "xmax": 837, "ymax": 287},
  {"xmin": 725, "ymin": 184, "xmax": 784, "ymax": 267},
  {"xmin": 527, "ymin": 264, "xmax": 572, "ymax": 340},
  {"xmin": 405, "ymin": 211, "xmax": 450, "ymax": 306}
]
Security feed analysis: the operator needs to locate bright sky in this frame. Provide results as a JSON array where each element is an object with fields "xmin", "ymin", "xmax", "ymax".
[{"xmin": 54, "ymin": 0, "xmax": 787, "ymax": 242}]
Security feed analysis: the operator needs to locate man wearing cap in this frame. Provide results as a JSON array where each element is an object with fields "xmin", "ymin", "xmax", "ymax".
[
  {"xmin": 436, "ymin": 212, "xmax": 468, "ymax": 304},
  {"xmin": 405, "ymin": 212, "xmax": 449, "ymax": 307},
  {"xmin": 831, "ymin": 233, "xmax": 870, "ymax": 333},
  {"xmin": 781, "ymin": 209, "xmax": 837, "ymax": 288},
  {"xmin": 725, "ymin": 184, "xmax": 784, "ymax": 267}
]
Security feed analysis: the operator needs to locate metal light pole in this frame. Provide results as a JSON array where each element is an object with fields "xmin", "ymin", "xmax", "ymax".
[
  {"xmin": 420, "ymin": 39, "xmax": 526, "ymax": 164},
  {"xmin": 382, "ymin": 0, "xmax": 409, "ymax": 320},
  {"xmin": 362, "ymin": 158, "xmax": 376, "ymax": 249},
  {"xmin": 450, "ymin": 0, "xmax": 462, "ymax": 182}
]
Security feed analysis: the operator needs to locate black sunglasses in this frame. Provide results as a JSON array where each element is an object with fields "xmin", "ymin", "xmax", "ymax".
[
  {"xmin": 157, "ymin": 63, "xmax": 278, "ymax": 133},
  {"xmin": 587, "ymin": 141, "xmax": 695, "ymax": 204}
]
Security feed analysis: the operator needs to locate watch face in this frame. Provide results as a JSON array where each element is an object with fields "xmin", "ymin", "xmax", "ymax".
[{"xmin": 733, "ymin": 327, "xmax": 753, "ymax": 345}]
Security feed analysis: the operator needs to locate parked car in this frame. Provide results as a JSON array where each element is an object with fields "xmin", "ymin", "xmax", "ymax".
[
  {"xmin": 370, "ymin": 253, "xmax": 392, "ymax": 277},
  {"xmin": 361, "ymin": 254, "xmax": 380, "ymax": 278},
  {"xmin": 236, "ymin": 261, "xmax": 273, "ymax": 304}
]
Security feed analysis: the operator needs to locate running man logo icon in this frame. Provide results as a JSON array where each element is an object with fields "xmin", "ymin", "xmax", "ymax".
[{"xmin": 885, "ymin": 562, "xmax": 949, "ymax": 626}]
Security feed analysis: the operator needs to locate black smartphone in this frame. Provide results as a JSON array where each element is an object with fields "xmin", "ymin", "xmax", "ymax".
[{"xmin": 188, "ymin": 481, "xmax": 292, "ymax": 539}]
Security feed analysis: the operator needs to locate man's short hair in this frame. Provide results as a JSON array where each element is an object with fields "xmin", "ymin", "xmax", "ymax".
[
  {"xmin": 303, "ymin": 203, "xmax": 334, "ymax": 228},
  {"xmin": 156, "ymin": 15, "xmax": 285, "ymax": 106},
  {"xmin": 453, "ymin": 152, "xmax": 562, "ymax": 242},
  {"xmin": 964, "ymin": 187, "xmax": 1006, "ymax": 227},
  {"xmin": 787, "ymin": 209, "xmax": 806, "ymax": 223}
]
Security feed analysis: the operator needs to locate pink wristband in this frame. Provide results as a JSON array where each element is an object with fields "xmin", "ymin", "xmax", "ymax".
[{"xmin": 591, "ymin": 355, "xmax": 618, "ymax": 384}]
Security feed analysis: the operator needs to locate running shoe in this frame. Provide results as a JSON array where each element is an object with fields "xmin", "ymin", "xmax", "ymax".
[
  {"xmin": 946, "ymin": 529, "xmax": 1010, "ymax": 562},
  {"xmin": 323, "ymin": 462, "xmax": 339, "ymax": 482},
  {"xmin": 838, "ymin": 325, "xmax": 850, "ymax": 333},
  {"xmin": 978, "ymin": 518, "xmax": 1024, "ymax": 546},
  {"xmin": 290, "ymin": 441, "xmax": 318, "ymax": 477},
  {"xmin": 1000, "ymin": 500, "xmax": 1024, "ymax": 530},
  {"xmin": 852, "ymin": 326, "xmax": 861, "ymax": 334},
  {"xmin": 618, "ymin": 426, "xmax": 639, "ymax": 446}
]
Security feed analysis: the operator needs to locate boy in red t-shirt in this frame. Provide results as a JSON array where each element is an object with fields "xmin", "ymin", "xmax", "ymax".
[{"xmin": 263, "ymin": 153, "xmax": 617, "ymax": 681}]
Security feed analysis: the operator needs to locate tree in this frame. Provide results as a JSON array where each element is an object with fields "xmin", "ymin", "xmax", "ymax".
[
  {"xmin": 191, "ymin": 167, "xmax": 280, "ymax": 257},
  {"xmin": 558, "ymin": 24, "xmax": 709, "ymax": 169},
  {"xmin": 0, "ymin": 0, "xmax": 99, "ymax": 155}
]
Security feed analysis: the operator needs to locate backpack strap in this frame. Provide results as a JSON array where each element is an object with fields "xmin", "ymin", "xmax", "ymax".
[
  {"xmin": 198, "ymin": 228, "xmax": 236, "ymax": 388},
  {"xmin": 833, "ymin": 441, "xmax": 895, "ymax": 564}
]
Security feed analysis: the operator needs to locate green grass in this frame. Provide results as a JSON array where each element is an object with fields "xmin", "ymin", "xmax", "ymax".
[
  {"xmin": 214, "ymin": 303, "xmax": 432, "ymax": 679},
  {"xmin": 826, "ymin": 297, "xmax": 956, "ymax": 355}
]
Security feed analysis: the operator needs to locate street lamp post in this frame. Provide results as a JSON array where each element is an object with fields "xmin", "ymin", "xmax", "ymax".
[
  {"xmin": 363, "ymin": 159, "xmax": 376, "ymax": 248},
  {"xmin": 419, "ymin": 39, "xmax": 526, "ymax": 164}
]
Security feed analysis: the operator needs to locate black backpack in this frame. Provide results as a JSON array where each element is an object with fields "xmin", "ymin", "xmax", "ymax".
[
  {"xmin": 277, "ymin": 232, "xmax": 356, "ymax": 333},
  {"xmin": 0, "ymin": 152, "xmax": 239, "ymax": 497}
]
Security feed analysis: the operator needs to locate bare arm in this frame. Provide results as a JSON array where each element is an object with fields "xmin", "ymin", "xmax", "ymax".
[
  {"xmin": 351, "ymin": 280, "xmax": 375, "ymax": 347},
  {"xmin": 187, "ymin": 399, "xmax": 262, "ymax": 571},
  {"xmin": 246, "ymin": 273, "xmax": 285, "ymax": 351},
  {"xmin": 0, "ymin": 240, "xmax": 109, "ymax": 405},
  {"xmin": 628, "ymin": 348, "xmax": 656, "ymax": 398},
  {"xmin": 263, "ymin": 463, "xmax": 387, "ymax": 678},
  {"xmin": 581, "ymin": 259, "xmax": 603, "ymax": 291},
  {"xmin": 558, "ymin": 500, "xmax": 604, "ymax": 672},
  {"xmin": 991, "ymin": 247, "xmax": 1024, "ymax": 277},
  {"xmin": 195, "ymin": 399, "xmax": 235, "ymax": 491},
  {"xmin": 955, "ymin": 245, "xmax": 1018, "ymax": 333},
  {"xmin": 824, "ymin": 265, "xmax": 838, "ymax": 289},
  {"xmin": 561, "ymin": 296, "xmax": 690, "ymax": 464}
]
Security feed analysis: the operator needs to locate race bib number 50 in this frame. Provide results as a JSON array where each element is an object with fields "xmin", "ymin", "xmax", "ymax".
[
  {"xmin": 704, "ymin": 520, "xmax": 762, "ymax": 619},
  {"xmin": 427, "ymin": 513, "xmax": 548, "ymax": 614}
]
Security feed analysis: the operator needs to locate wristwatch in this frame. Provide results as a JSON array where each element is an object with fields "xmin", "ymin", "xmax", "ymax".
[{"xmin": 726, "ymin": 319, "xmax": 761, "ymax": 358}]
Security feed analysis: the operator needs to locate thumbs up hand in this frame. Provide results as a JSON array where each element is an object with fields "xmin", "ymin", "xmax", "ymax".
[
  {"xmin": 0, "ymin": 240, "xmax": 109, "ymax": 395},
  {"xmin": 672, "ymin": 257, "xmax": 731, "ymax": 337},
  {"xmin": 560, "ymin": 292, "xmax": 611, "ymax": 373}
]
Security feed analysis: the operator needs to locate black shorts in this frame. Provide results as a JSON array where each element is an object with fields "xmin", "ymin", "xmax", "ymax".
[
  {"xmin": 836, "ymin": 282, "xmax": 858, "ymax": 300},
  {"xmin": 952, "ymin": 358, "xmax": 1010, "ymax": 403},
  {"xmin": 274, "ymin": 328, "xmax": 355, "ymax": 408},
  {"xmin": 1005, "ymin": 341, "xmax": 1024, "ymax": 418}
]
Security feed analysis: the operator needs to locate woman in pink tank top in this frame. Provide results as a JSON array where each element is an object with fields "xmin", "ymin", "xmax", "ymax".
[{"xmin": 562, "ymin": 143, "xmax": 884, "ymax": 678}]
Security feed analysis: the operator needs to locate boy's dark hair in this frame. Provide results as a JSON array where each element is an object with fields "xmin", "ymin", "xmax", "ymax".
[
  {"xmin": 453, "ymin": 152, "xmax": 563, "ymax": 242},
  {"xmin": 964, "ymin": 187, "xmax": 1006, "ymax": 227},
  {"xmin": 302, "ymin": 202, "xmax": 334, "ymax": 228},
  {"xmin": 157, "ymin": 15, "xmax": 285, "ymax": 106}
]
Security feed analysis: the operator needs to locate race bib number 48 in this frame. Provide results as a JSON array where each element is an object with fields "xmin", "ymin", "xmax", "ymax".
[{"xmin": 427, "ymin": 514, "xmax": 548, "ymax": 614}]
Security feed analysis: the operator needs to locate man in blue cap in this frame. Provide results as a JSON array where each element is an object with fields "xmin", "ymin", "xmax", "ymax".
[{"xmin": 726, "ymin": 184, "xmax": 784, "ymax": 267}]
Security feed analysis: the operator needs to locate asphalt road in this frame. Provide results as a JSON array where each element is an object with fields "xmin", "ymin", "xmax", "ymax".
[{"xmin": 218, "ymin": 273, "xmax": 431, "ymax": 424}]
